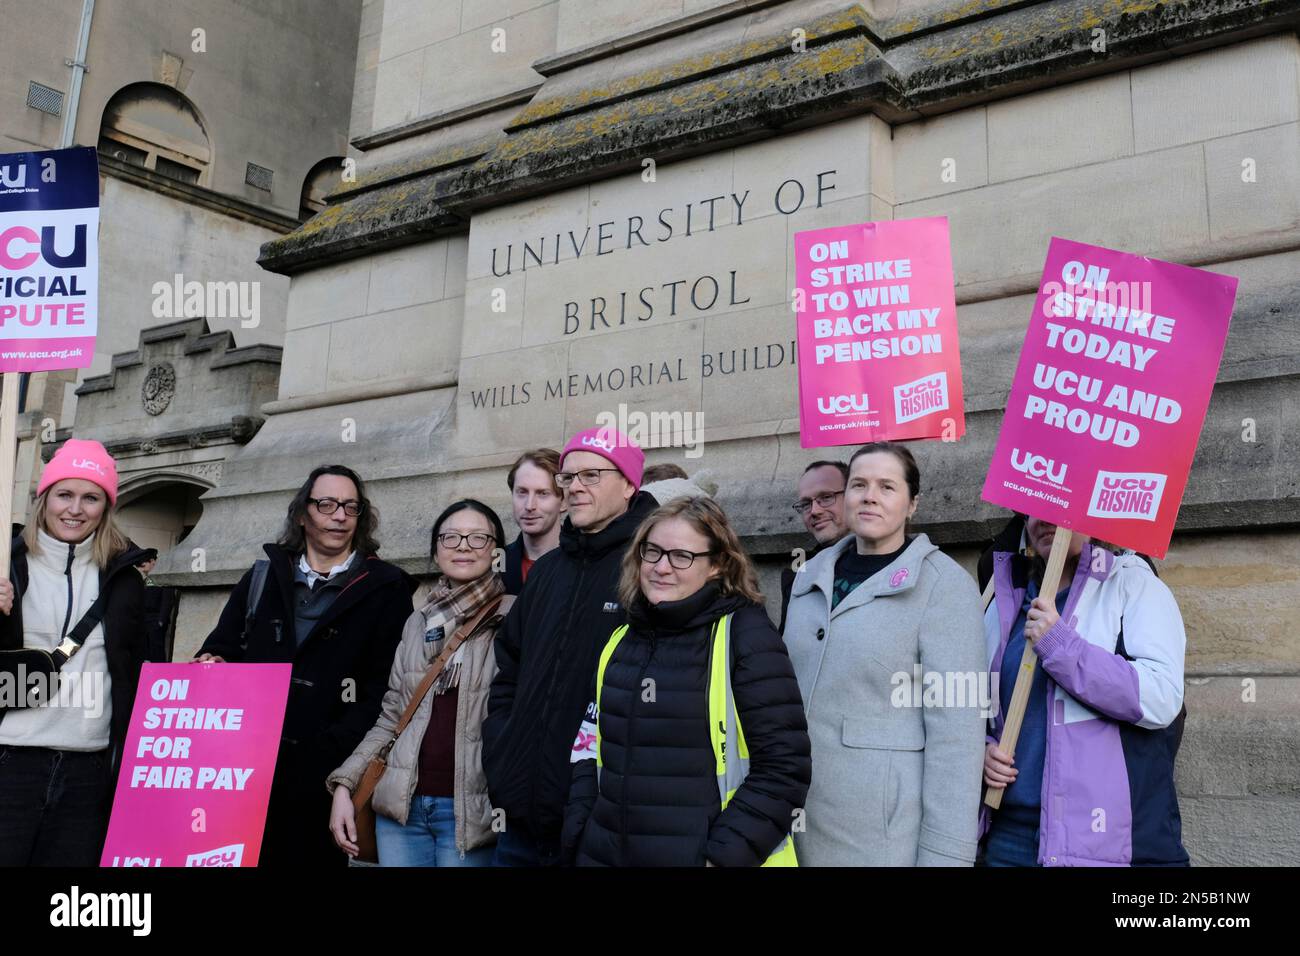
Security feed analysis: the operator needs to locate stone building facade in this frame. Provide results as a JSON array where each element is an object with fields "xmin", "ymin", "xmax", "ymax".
[
  {"xmin": 147, "ymin": 0, "xmax": 1300, "ymax": 863},
  {"xmin": 1, "ymin": 0, "xmax": 359, "ymax": 530}
]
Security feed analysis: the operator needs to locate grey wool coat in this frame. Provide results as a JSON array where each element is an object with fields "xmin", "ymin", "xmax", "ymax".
[{"xmin": 783, "ymin": 533, "xmax": 987, "ymax": 866}]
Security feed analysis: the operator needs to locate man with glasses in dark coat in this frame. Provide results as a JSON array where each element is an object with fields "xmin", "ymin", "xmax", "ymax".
[
  {"xmin": 197, "ymin": 464, "xmax": 415, "ymax": 866},
  {"xmin": 778, "ymin": 460, "xmax": 850, "ymax": 632},
  {"xmin": 482, "ymin": 426, "xmax": 655, "ymax": 866}
]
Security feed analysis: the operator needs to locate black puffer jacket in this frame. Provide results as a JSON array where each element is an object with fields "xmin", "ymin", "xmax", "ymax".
[
  {"xmin": 562, "ymin": 582, "xmax": 811, "ymax": 866},
  {"xmin": 198, "ymin": 544, "xmax": 416, "ymax": 867},
  {"xmin": 482, "ymin": 492, "xmax": 658, "ymax": 845},
  {"xmin": 0, "ymin": 531, "xmax": 156, "ymax": 776}
]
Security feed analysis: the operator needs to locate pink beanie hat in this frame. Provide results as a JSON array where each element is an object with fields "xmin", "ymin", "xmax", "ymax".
[
  {"xmin": 561, "ymin": 427, "xmax": 645, "ymax": 490},
  {"xmin": 38, "ymin": 439, "xmax": 119, "ymax": 504}
]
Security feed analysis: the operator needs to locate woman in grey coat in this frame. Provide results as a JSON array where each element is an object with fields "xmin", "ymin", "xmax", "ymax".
[{"xmin": 783, "ymin": 442, "xmax": 987, "ymax": 866}]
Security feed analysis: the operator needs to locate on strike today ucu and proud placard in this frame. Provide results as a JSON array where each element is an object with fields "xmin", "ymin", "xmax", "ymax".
[
  {"xmin": 983, "ymin": 237, "xmax": 1238, "ymax": 558},
  {"xmin": 0, "ymin": 146, "xmax": 99, "ymax": 373}
]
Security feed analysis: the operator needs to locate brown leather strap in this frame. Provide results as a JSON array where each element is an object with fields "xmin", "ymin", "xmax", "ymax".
[{"xmin": 384, "ymin": 594, "xmax": 505, "ymax": 750}]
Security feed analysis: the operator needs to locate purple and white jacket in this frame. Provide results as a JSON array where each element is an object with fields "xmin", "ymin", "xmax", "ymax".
[{"xmin": 980, "ymin": 541, "xmax": 1189, "ymax": 866}]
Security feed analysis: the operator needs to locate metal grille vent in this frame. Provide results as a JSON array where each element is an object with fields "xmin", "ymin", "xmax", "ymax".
[
  {"xmin": 27, "ymin": 81, "xmax": 64, "ymax": 116},
  {"xmin": 245, "ymin": 162, "xmax": 273, "ymax": 191}
]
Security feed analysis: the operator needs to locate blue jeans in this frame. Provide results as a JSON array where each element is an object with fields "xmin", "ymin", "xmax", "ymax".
[
  {"xmin": 375, "ymin": 795, "xmax": 494, "ymax": 867},
  {"xmin": 492, "ymin": 825, "xmax": 562, "ymax": 867},
  {"xmin": 983, "ymin": 804, "xmax": 1042, "ymax": 867}
]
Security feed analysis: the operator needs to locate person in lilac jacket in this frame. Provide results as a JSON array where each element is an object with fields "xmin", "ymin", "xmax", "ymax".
[{"xmin": 980, "ymin": 516, "xmax": 1189, "ymax": 866}]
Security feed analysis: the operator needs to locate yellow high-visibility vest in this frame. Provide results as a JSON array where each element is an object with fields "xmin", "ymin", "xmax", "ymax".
[{"xmin": 595, "ymin": 612, "xmax": 798, "ymax": 867}]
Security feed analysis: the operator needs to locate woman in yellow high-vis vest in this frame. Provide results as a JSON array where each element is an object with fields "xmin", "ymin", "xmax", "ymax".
[{"xmin": 561, "ymin": 496, "xmax": 810, "ymax": 866}]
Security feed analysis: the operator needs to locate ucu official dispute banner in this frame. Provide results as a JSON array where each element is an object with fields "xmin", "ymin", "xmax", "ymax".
[
  {"xmin": 0, "ymin": 146, "xmax": 99, "ymax": 372},
  {"xmin": 982, "ymin": 238, "xmax": 1238, "ymax": 558},
  {"xmin": 794, "ymin": 217, "xmax": 964, "ymax": 447},
  {"xmin": 101, "ymin": 663, "xmax": 290, "ymax": 867}
]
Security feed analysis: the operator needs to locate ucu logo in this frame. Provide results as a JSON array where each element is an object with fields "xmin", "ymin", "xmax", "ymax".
[
  {"xmin": 898, "ymin": 379, "xmax": 939, "ymax": 398},
  {"xmin": 817, "ymin": 393, "xmax": 869, "ymax": 415},
  {"xmin": 893, "ymin": 372, "xmax": 949, "ymax": 425},
  {"xmin": 1010, "ymin": 448, "xmax": 1067, "ymax": 485},
  {"xmin": 0, "ymin": 223, "xmax": 88, "ymax": 270},
  {"xmin": 1101, "ymin": 476, "xmax": 1159, "ymax": 492},
  {"xmin": 1087, "ymin": 470, "xmax": 1167, "ymax": 522},
  {"xmin": 184, "ymin": 843, "xmax": 244, "ymax": 867},
  {"xmin": 72, "ymin": 458, "xmax": 106, "ymax": 476},
  {"xmin": 581, "ymin": 435, "xmax": 615, "ymax": 453},
  {"xmin": 0, "ymin": 163, "xmax": 26, "ymax": 188}
]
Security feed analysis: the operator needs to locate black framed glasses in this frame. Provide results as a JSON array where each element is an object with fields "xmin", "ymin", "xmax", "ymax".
[
  {"xmin": 436, "ymin": 531, "xmax": 496, "ymax": 551},
  {"xmin": 555, "ymin": 468, "xmax": 622, "ymax": 488},
  {"xmin": 308, "ymin": 497, "xmax": 365, "ymax": 517},
  {"xmin": 639, "ymin": 541, "xmax": 714, "ymax": 570},
  {"xmin": 791, "ymin": 490, "xmax": 844, "ymax": 515}
]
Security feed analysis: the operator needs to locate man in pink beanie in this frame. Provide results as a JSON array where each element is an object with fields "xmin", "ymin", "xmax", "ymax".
[
  {"xmin": 483, "ymin": 424, "xmax": 655, "ymax": 866},
  {"xmin": 37, "ymin": 438, "xmax": 120, "ymax": 503},
  {"xmin": 557, "ymin": 426, "xmax": 645, "ymax": 527}
]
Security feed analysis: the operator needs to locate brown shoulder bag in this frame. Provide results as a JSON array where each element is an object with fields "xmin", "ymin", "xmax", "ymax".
[{"xmin": 348, "ymin": 594, "xmax": 505, "ymax": 863}]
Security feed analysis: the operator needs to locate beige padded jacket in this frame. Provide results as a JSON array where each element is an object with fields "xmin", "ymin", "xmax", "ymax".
[{"xmin": 328, "ymin": 591, "xmax": 514, "ymax": 856}]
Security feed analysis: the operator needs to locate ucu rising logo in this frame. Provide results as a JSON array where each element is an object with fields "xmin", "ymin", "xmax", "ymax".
[
  {"xmin": 581, "ymin": 435, "xmax": 615, "ymax": 453},
  {"xmin": 1010, "ymin": 448, "xmax": 1067, "ymax": 485},
  {"xmin": 818, "ymin": 393, "xmax": 869, "ymax": 415},
  {"xmin": 1087, "ymin": 471, "xmax": 1167, "ymax": 522},
  {"xmin": 893, "ymin": 372, "xmax": 949, "ymax": 425},
  {"xmin": 72, "ymin": 458, "xmax": 106, "ymax": 476},
  {"xmin": 184, "ymin": 843, "xmax": 244, "ymax": 867},
  {"xmin": 0, "ymin": 162, "xmax": 26, "ymax": 189}
]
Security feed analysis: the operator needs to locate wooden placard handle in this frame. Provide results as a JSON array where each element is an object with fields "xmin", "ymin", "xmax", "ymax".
[
  {"xmin": 984, "ymin": 528, "xmax": 1073, "ymax": 810},
  {"xmin": 0, "ymin": 374, "xmax": 20, "ymax": 580}
]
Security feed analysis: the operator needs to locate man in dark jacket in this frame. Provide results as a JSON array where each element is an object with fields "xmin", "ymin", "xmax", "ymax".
[
  {"xmin": 482, "ymin": 426, "xmax": 653, "ymax": 865},
  {"xmin": 501, "ymin": 448, "xmax": 565, "ymax": 596},
  {"xmin": 197, "ymin": 465, "xmax": 415, "ymax": 867}
]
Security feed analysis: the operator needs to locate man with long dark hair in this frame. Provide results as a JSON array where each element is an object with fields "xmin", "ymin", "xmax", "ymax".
[{"xmin": 197, "ymin": 465, "xmax": 416, "ymax": 866}]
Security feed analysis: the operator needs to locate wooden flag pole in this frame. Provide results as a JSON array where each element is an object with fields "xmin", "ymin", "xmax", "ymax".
[
  {"xmin": 0, "ymin": 373, "xmax": 20, "ymax": 579},
  {"xmin": 984, "ymin": 528, "xmax": 1073, "ymax": 810}
]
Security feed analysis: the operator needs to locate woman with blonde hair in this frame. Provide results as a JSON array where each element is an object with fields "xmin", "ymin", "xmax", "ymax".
[
  {"xmin": 561, "ymin": 495, "xmax": 810, "ymax": 866},
  {"xmin": 0, "ymin": 440, "xmax": 155, "ymax": 866}
]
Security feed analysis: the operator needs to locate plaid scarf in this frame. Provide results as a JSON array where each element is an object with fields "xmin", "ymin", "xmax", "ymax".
[{"xmin": 419, "ymin": 572, "xmax": 505, "ymax": 696}]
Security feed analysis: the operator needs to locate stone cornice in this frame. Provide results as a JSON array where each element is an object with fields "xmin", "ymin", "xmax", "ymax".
[
  {"xmin": 76, "ymin": 318, "xmax": 282, "ymax": 397},
  {"xmin": 41, "ymin": 417, "xmax": 265, "ymax": 463},
  {"xmin": 258, "ymin": 0, "xmax": 1300, "ymax": 275},
  {"xmin": 98, "ymin": 153, "xmax": 301, "ymax": 233},
  {"xmin": 350, "ymin": 87, "xmax": 540, "ymax": 151}
]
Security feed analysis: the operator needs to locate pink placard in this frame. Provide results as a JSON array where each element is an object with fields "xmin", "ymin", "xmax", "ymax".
[
  {"xmin": 981, "ymin": 238, "xmax": 1238, "ymax": 558},
  {"xmin": 794, "ymin": 216, "xmax": 964, "ymax": 447},
  {"xmin": 100, "ymin": 662, "xmax": 291, "ymax": 867}
]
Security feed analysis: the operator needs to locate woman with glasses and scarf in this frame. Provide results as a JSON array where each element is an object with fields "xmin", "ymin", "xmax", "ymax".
[
  {"xmin": 327, "ymin": 499, "xmax": 513, "ymax": 866},
  {"xmin": 561, "ymin": 495, "xmax": 810, "ymax": 866}
]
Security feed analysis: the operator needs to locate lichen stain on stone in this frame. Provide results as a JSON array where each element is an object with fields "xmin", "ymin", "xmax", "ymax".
[
  {"xmin": 513, "ymin": 7, "xmax": 872, "ymax": 128},
  {"xmin": 891, "ymin": 0, "xmax": 1036, "ymax": 37},
  {"xmin": 918, "ymin": 0, "xmax": 1174, "ymax": 63},
  {"xmin": 491, "ymin": 37, "xmax": 873, "ymax": 169},
  {"xmin": 266, "ymin": 174, "xmax": 450, "ymax": 256},
  {"xmin": 331, "ymin": 135, "xmax": 499, "ymax": 198}
]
